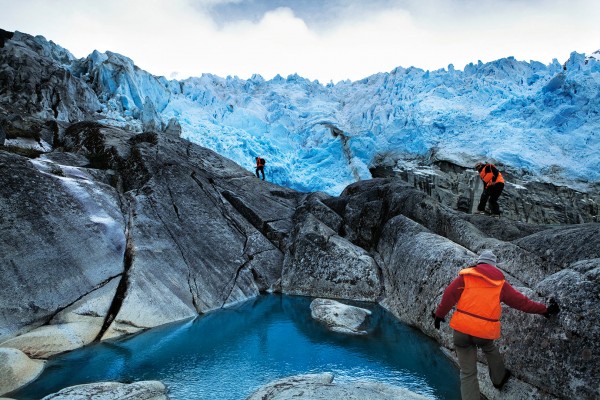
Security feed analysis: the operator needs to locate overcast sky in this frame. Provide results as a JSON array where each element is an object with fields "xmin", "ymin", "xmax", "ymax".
[{"xmin": 1, "ymin": 0, "xmax": 599, "ymax": 83}]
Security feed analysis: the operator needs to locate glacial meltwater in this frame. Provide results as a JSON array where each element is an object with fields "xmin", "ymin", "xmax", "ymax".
[{"xmin": 11, "ymin": 295, "xmax": 460, "ymax": 399}]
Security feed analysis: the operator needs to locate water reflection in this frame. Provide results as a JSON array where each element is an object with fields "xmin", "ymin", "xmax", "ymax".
[{"xmin": 11, "ymin": 295, "xmax": 459, "ymax": 399}]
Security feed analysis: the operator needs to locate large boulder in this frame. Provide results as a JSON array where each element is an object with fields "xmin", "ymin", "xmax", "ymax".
[
  {"xmin": 281, "ymin": 210, "xmax": 381, "ymax": 301},
  {"xmin": 310, "ymin": 298, "xmax": 372, "ymax": 335}
]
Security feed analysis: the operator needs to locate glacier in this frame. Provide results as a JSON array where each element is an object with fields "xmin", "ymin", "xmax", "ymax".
[{"xmin": 6, "ymin": 31, "xmax": 600, "ymax": 195}]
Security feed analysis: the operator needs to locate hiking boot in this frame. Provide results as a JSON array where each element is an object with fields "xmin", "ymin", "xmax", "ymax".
[
  {"xmin": 494, "ymin": 369, "xmax": 512, "ymax": 389},
  {"xmin": 475, "ymin": 210, "xmax": 486, "ymax": 215}
]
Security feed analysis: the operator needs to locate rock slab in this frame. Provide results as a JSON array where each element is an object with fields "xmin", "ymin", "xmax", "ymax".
[
  {"xmin": 0, "ymin": 348, "xmax": 44, "ymax": 396},
  {"xmin": 246, "ymin": 373, "xmax": 429, "ymax": 400}
]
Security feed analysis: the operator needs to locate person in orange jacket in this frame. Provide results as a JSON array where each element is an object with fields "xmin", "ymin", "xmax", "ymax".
[
  {"xmin": 475, "ymin": 162, "xmax": 504, "ymax": 216},
  {"xmin": 255, "ymin": 156, "xmax": 266, "ymax": 180},
  {"xmin": 433, "ymin": 250, "xmax": 559, "ymax": 400}
]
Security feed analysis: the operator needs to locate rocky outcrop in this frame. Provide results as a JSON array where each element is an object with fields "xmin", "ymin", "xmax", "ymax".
[
  {"xmin": 374, "ymin": 157, "xmax": 599, "ymax": 225},
  {"xmin": 246, "ymin": 373, "xmax": 429, "ymax": 400},
  {"xmin": 40, "ymin": 381, "xmax": 168, "ymax": 400},
  {"xmin": 281, "ymin": 209, "xmax": 381, "ymax": 301},
  {"xmin": 0, "ymin": 122, "xmax": 299, "ymax": 349},
  {"xmin": 276, "ymin": 176, "xmax": 598, "ymax": 399},
  {"xmin": 322, "ymin": 179, "xmax": 598, "ymax": 400},
  {"xmin": 0, "ymin": 32, "xmax": 101, "ymax": 126},
  {"xmin": 0, "ymin": 279, "xmax": 119, "ymax": 358},
  {"xmin": 310, "ymin": 298, "xmax": 372, "ymax": 335}
]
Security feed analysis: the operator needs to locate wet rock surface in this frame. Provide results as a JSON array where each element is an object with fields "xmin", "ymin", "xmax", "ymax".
[
  {"xmin": 0, "ymin": 149, "xmax": 126, "ymax": 343},
  {"xmin": 1, "ymin": 123, "xmax": 299, "ymax": 346}
]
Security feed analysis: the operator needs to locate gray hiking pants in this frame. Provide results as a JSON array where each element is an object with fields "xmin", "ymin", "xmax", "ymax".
[{"xmin": 453, "ymin": 330, "xmax": 507, "ymax": 400}]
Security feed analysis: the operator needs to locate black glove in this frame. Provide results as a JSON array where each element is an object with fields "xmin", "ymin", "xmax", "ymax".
[
  {"xmin": 431, "ymin": 311, "xmax": 445, "ymax": 329},
  {"xmin": 543, "ymin": 298, "xmax": 560, "ymax": 318}
]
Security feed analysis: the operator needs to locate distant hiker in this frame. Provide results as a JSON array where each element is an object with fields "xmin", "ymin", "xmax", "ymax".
[
  {"xmin": 432, "ymin": 250, "xmax": 560, "ymax": 400},
  {"xmin": 255, "ymin": 156, "xmax": 266, "ymax": 180},
  {"xmin": 474, "ymin": 162, "xmax": 504, "ymax": 216}
]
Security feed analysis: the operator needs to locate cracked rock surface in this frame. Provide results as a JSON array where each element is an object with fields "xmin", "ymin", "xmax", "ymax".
[{"xmin": 1, "ymin": 123, "xmax": 299, "ymax": 349}]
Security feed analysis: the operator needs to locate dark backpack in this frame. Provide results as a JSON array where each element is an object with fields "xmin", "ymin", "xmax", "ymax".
[{"xmin": 259, "ymin": 158, "xmax": 266, "ymax": 166}]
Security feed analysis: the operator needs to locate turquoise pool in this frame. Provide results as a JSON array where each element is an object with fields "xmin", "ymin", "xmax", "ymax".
[{"xmin": 11, "ymin": 295, "xmax": 460, "ymax": 399}]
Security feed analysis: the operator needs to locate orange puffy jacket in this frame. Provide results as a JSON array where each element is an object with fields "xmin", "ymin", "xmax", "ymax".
[
  {"xmin": 479, "ymin": 164, "xmax": 504, "ymax": 189},
  {"xmin": 449, "ymin": 267, "xmax": 504, "ymax": 339}
]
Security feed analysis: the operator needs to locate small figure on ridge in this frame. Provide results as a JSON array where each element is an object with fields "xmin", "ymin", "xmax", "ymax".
[
  {"xmin": 255, "ymin": 156, "xmax": 266, "ymax": 180},
  {"xmin": 474, "ymin": 162, "xmax": 504, "ymax": 216}
]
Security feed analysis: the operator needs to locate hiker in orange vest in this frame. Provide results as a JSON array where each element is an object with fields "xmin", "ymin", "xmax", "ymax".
[
  {"xmin": 474, "ymin": 162, "xmax": 504, "ymax": 216},
  {"xmin": 433, "ymin": 250, "xmax": 560, "ymax": 400},
  {"xmin": 255, "ymin": 156, "xmax": 266, "ymax": 180}
]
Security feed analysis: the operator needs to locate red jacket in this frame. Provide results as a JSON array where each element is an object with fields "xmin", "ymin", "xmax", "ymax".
[{"xmin": 435, "ymin": 264, "xmax": 547, "ymax": 328}]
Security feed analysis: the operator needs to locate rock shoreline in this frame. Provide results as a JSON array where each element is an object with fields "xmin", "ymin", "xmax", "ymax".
[{"xmin": 1, "ymin": 126, "xmax": 597, "ymax": 399}]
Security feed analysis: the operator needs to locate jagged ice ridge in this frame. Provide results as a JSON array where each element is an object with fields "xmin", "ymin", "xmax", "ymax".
[{"xmin": 6, "ymin": 31, "xmax": 600, "ymax": 195}]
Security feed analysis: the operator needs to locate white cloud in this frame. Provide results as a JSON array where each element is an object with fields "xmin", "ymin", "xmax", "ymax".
[{"xmin": 1, "ymin": 0, "xmax": 598, "ymax": 83}]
